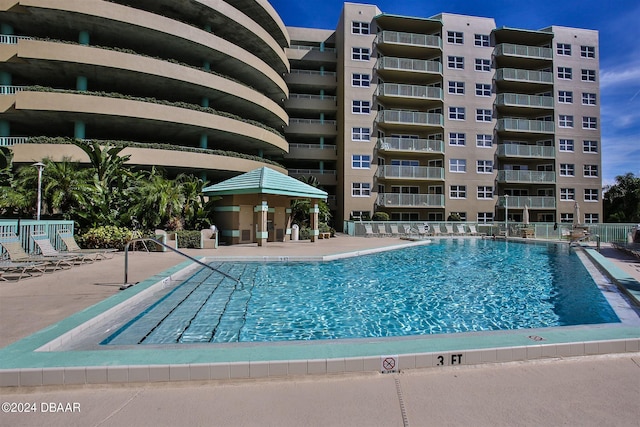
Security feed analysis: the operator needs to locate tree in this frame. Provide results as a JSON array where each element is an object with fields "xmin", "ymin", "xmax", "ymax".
[
  {"xmin": 128, "ymin": 167, "xmax": 185, "ymax": 230},
  {"xmin": 41, "ymin": 157, "xmax": 93, "ymax": 219},
  {"xmin": 603, "ymin": 173, "xmax": 640, "ymax": 223}
]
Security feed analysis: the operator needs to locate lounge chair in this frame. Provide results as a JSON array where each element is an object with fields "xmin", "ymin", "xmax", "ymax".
[
  {"xmin": 0, "ymin": 233, "xmax": 76, "ymax": 271},
  {"xmin": 389, "ymin": 224, "xmax": 400, "ymax": 237},
  {"xmin": 401, "ymin": 224, "xmax": 414, "ymax": 236},
  {"xmin": 467, "ymin": 225, "xmax": 485, "ymax": 237},
  {"xmin": 431, "ymin": 225, "xmax": 443, "ymax": 237},
  {"xmin": 31, "ymin": 232, "xmax": 87, "ymax": 264},
  {"xmin": 364, "ymin": 224, "xmax": 376, "ymax": 237},
  {"xmin": 445, "ymin": 224, "xmax": 455, "ymax": 235},
  {"xmin": 58, "ymin": 229, "xmax": 117, "ymax": 260},
  {"xmin": 375, "ymin": 223, "xmax": 390, "ymax": 237},
  {"xmin": 0, "ymin": 260, "xmax": 47, "ymax": 281},
  {"xmin": 416, "ymin": 224, "xmax": 430, "ymax": 237}
]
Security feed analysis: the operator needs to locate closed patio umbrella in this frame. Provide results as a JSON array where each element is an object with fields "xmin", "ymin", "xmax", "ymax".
[
  {"xmin": 523, "ymin": 204, "xmax": 530, "ymax": 225},
  {"xmin": 573, "ymin": 202, "xmax": 580, "ymax": 225}
]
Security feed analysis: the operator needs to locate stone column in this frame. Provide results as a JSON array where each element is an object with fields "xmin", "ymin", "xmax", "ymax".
[
  {"xmin": 254, "ymin": 201, "xmax": 268, "ymax": 246},
  {"xmin": 309, "ymin": 201, "xmax": 319, "ymax": 242}
]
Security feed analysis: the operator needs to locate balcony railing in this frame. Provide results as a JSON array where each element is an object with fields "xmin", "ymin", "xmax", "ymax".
[
  {"xmin": 289, "ymin": 169, "xmax": 336, "ymax": 176},
  {"xmin": 496, "ymin": 170, "xmax": 556, "ymax": 183},
  {"xmin": 494, "ymin": 43, "xmax": 553, "ymax": 60},
  {"xmin": 289, "ymin": 44, "xmax": 337, "ymax": 53},
  {"xmin": 288, "ymin": 69, "xmax": 337, "ymax": 77},
  {"xmin": 495, "ymin": 93, "xmax": 554, "ymax": 109},
  {"xmin": 376, "ymin": 165, "xmax": 445, "ymax": 180},
  {"xmin": 288, "ymin": 93, "xmax": 337, "ymax": 102},
  {"xmin": 376, "ymin": 110, "xmax": 444, "ymax": 127},
  {"xmin": 288, "ymin": 143, "xmax": 336, "ymax": 151},
  {"xmin": 496, "ymin": 118, "xmax": 555, "ymax": 133},
  {"xmin": 0, "ymin": 35, "xmax": 32, "ymax": 44},
  {"xmin": 377, "ymin": 137, "xmax": 444, "ymax": 153},
  {"xmin": 376, "ymin": 83, "xmax": 443, "ymax": 100},
  {"xmin": 496, "ymin": 68, "xmax": 554, "ymax": 84},
  {"xmin": 377, "ymin": 193, "xmax": 445, "ymax": 207},
  {"xmin": 0, "ymin": 137, "xmax": 29, "ymax": 146},
  {"xmin": 375, "ymin": 31, "xmax": 442, "ymax": 49},
  {"xmin": 376, "ymin": 57, "xmax": 442, "ymax": 74},
  {"xmin": 288, "ymin": 118, "xmax": 337, "ymax": 126},
  {"xmin": 0, "ymin": 85, "xmax": 28, "ymax": 95},
  {"xmin": 496, "ymin": 144, "xmax": 555, "ymax": 158},
  {"xmin": 497, "ymin": 196, "xmax": 556, "ymax": 209}
]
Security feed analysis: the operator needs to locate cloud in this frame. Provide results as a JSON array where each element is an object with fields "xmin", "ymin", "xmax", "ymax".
[
  {"xmin": 600, "ymin": 62, "xmax": 640, "ymax": 89},
  {"xmin": 601, "ymin": 134, "xmax": 640, "ymax": 186}
]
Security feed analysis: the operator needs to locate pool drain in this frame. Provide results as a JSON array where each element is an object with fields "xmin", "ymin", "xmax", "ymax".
[{"xmin": 528, "ymin": 335, "xmax": 545, "ymax": 341}]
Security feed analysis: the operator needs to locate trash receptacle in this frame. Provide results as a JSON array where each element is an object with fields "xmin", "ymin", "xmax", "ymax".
[{"xmin": 291, "ymin": 224, "xmax": 299, "ymax": 241}]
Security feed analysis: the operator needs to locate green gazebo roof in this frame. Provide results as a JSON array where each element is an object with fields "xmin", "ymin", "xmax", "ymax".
[{"xmin": 202, "ymin": 167, "xmax": 328, "ymax": 199}]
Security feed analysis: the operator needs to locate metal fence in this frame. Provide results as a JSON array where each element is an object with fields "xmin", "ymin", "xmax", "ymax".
[
  {"xmin": 343, "ymin": 221, "xmax": 637, "ymax": 244},
  {"xmin": 0, "ymin": 219, "xmax": 74, "ymax": 256}
]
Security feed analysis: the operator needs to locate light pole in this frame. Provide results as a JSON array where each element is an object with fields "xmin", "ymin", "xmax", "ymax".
[
  {"xmin": 32, "ymin": 162, "xmax": 45, "ymax": 221},
  {"xmin": 504, "ymin": 194, "xmax": 509, "ymax": 238}
]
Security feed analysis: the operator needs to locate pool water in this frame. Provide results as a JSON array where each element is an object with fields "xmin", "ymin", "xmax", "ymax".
[{"xmin": 104, "ymin": 240, "xmax": 619, "ymax": 345}]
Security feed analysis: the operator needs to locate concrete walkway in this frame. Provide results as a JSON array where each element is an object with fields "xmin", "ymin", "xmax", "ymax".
[{"xmin": 1, "ymin": 236, "xmax": 639, "ymax": 426}]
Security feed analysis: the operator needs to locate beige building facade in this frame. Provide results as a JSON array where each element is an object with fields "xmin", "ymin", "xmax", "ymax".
[{"xmin": 283, "ymin": 3, "xmax": 603, "ymax": 227}]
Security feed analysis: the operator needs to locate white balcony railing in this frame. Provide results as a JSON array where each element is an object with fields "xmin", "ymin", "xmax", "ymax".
[
  {"xmin": 375, "ymin": 31, "xmax": 442, "ymax": 49},
  {"xmin": 377, "ymin": 165, "xmax": 444, "ymax": 180},
  {"xmin": 496, "ymin": 144, "xmax": 555, "ymax": 158},
  {"xmin": 0, "ymin": 35, "xmax": 32, "ymax": 44},
  {"xmin": 0, "ymin": 137, "xmax": 29, "ymax": 146},
  {"xmin": 377, "ymin": 137, "xmax": 444, "ymax": 153},
  {"xmin": 496, "ymin": 170, "xmax": 556, "ymax": 183},
  {"xmin": 377, "ymin": 193, "xmax": 445, "ymax": 207},
  {"xmin": 0, "ymin": 85, "xmax": 27, "ymax": 95},
  {"xmin": 376, "ymin": 110, "xmax": 444, "ymax": 127},
  {"xmin": 496, "ymin": 68, "xmax": 554, "ymax": 84},
  {"xmin": 497, "ymin": 196, "xmax": 556, "ymax": 209},
  {"xmin": 495, "ymin": 93, "xmax": 554, "ymax": 109},
  {"xmin": 494, "ymin": 43, "xmax": 553, "ymax": 60},
  {"xmin": 376, "ymin": 83, "xmax": 443, "ymax": 100},
  {"xmin": 497, "ymin": 118, "xmax": 555, "ymax": 133},
  {"xmin": 376, "ymin": 57, "xmax": 442, "ymax": 74}
]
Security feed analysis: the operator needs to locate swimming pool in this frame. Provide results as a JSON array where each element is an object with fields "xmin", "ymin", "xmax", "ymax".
[{"xmin": 103, "ymin": 239, "xmax": 619, "ymax": 346}]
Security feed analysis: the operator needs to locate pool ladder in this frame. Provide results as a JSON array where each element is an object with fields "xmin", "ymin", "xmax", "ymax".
[{"xmin": 121, "ymin": 237, "xmax": 243, "ymax": 290}]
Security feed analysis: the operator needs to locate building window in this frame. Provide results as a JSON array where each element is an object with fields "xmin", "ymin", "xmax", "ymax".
[
  {"xmin": 449, "ymin": 132, "xmax": 466, "ymax": 146},
  {"xmin": 477, "ymin": 212, "xmax": 493, "ymax": 223},
  {"xmin": 560, "ymin": 188, "xmax": 575, "ymax": 200},
  {"xmin": 584, "ymin": 188, "xmax": 599, "ymax": 201},
  {"xmin": 558, "ymin": 67, "xmax": 572, "ymax": 79},
  {"xmin": 352, "ymin": 100, "xmax": 370, "ymax": 114},
  {"xmin": 582, "ymin": 69, "xmax": 596, "ymax": 82},
  {"xmin": 352, "ymin": 127, "xmax": 370, "ymax": 141},
  {"xmin": 559, "ymin": 139, "xmax": 574, "ymax": 152},
  {"xmin": 449, "ymin": 159, "xmax": 467, "ymax": 173},
  {"xmin": 352, "ymin": 21, "xmax": 370, "ymax": 35},
  {"xmin": 352, "ymin": 73, "xmax": 370, "ymax": 87},
  {"xmin": 582, "ymin": 116, "xmax": 597, "ymax": 129},
  {"xmin": 560, "ymin": 213, "xmax": 574, "ymax": 223},
  {"xmin": 352, "ymin": 182, "xmax": 371, "ymax": 197},
  {"xmin": 583, "ymin": 140, "xmax": 598, "ymax": 153},
  {"xmin": 557, "ymin": 43, "xmax": 571, "ymax": 55},
  {"xmin": 450, "ymin": 185, "xmax": 467, "ymax": 199},
  {"xmin": 558, "ymin": 90, "xmax": 573, "ymax": 103},
  {"xmin": 475, "ymin": 83, "xmax": 491, "ymax": 97},
  {"xmin": 476, "ymin": 160, "xmax": 493, "ymax": 173},
  {"xmin": 581, "ymin": 45, "xmax": 595, "ymax": 58},
  {"xmin": 560, "ymin": 163, "xmax": 575, "ymax": 176},
  {"xmin": 476, "ymin": 134, "xmax": 492, "ymax": 147},
  {"xmin": 476, "ymin": 109, "xmax": 492, "ymax": 122},
  {"xmin": 447, "ymin": 31, "xmax": 464, "ymax": 44},
  {"xmin": 477, "ymin": 186, "xmax": 493, "ymax": 199},
  {"xmin": 448, "ymin": 81, "xmax": 465, "ymax": 94},
  {"xmin": 448, "ymin": 56, "xmax": 464, "ymax": 69},
  {"xmin": 474, "ymin": 34, "xmax": 490, "ymax": 47},
  {"xmin": 559, "ymin": 115, "xmax": 574, "ymax": 128},
  {"xmin": 352, "ymin": 154, "xmax": 371, "ymax": 169},
  {"xmin": 582, "ymin": 93, "xmax": 597, "ymax": 105},
  {"xmin": 352, "ymin": 47, "xmax": 370, "ymax": 61},
  {"xmin": 583, "ymin": 164, "xmax": 599, "ymax": 177},
  {"xmin": 448, "ymin": 107, "xmax": 465, "ymax": 120},
  {"xmin": 584, "ymin": 213, "xmax": 599, "ymax": 223},
  {"xmin": 475, "ymin": 58, "xmax": 491, "ymax": 72}
]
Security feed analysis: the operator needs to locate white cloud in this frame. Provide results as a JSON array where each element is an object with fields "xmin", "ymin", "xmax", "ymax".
[{"xmin": 600, "ymin": 62, "xmax": 640, "ymax": 89}]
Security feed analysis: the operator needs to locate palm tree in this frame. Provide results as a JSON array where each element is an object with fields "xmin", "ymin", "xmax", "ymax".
[
  {"xmin": 41, "ymin": 157, "xmax": 93, "ymax": 219},
  {"xmin": 130, "ymin": 167, "xmax": 185, "ymax": 230}
]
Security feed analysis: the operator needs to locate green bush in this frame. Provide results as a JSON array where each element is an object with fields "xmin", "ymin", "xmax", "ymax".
[
  {"xmin": 299, "ymin": 226, "xmax": 312, "ymax": 240},
  {"xmin": 372, "ymin": 212, "xmax": 390, "ymax": 221},
  {"xmin": 175, "ymin": 230, "xmax": 201, "ymax": 248},
  {"xmin": 78, "ymin": 226, "xmax": 133, "ymax": 250}
]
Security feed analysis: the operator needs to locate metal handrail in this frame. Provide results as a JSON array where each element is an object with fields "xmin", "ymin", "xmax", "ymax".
[{"xmin": 123, "ymin": 237, "xmax": 242, "ymax": 289}]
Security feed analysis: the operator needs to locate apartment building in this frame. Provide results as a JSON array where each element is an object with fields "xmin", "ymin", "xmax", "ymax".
[{"xmin": 284, "ymin": 3, "xmax": 602, "ymax": 226}]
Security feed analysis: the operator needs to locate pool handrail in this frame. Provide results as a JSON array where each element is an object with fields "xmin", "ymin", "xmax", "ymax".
[{"xmin": 123, "ymin": 237, "xmax": 243, "ymax": 289}]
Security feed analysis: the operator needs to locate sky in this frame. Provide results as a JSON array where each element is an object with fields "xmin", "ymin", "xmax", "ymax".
[{"xmin": 269, "ymin": 0, "xmax": 640, "ymax": 187}]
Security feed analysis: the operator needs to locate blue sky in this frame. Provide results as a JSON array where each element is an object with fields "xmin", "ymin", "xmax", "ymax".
[{"xmin": 269, "ymin": 0, "xmax": 640, "ymax": 186}]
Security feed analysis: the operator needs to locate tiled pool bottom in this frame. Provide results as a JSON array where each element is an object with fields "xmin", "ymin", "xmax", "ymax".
[{"xmin": 1, "ymin": 241, "xmax": 639, "ymax": 387}]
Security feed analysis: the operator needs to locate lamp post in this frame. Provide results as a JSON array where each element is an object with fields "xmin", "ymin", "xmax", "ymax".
[
  {"xmin": 504, "ymin": 194, "xmax": 509, "ymax": 238},
  {"xmin": 32, "ymin": 162, "xmax": 45, "ymax": 221}
]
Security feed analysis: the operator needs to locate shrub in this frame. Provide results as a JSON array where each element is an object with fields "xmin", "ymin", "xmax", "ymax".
[
  {"xmin": 78, "ymin": 226, "xmax": 133, "ymax": 250},
  {"xmin": 175, "ymin": 230, "xmax": 201, "ymax": 248},
  {"xmin": 372, "ymin": 212, "xmax": 390, "ymax": 221}
]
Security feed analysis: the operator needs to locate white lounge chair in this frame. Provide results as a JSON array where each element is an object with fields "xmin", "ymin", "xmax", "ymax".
[
  {"xmin": 364, "ymin": 224, "xmax": 376, "ymax": 237},
  {"xmin": 389, "ymin": 224, "xmax": 400, "ymax": 236}
]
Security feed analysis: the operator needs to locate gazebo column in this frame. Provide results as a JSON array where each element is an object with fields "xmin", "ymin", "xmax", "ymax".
[
  {"xmin": 254, "ymin": 201, "xmax": 268, "ymax": 246},
  {"xmin": 309, "ymin": 201, "xmax": 319, "ymax": 242}
]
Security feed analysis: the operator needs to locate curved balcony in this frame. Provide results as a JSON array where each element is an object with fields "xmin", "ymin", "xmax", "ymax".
[
  {"xmin": 496, "ymin": 170, "xmax": 555, "ymax": 184},
  {"xmin": 376, "ymin": 110, "xmax": 444, "ymax": 130},
  {"xmin": 377, "ymin": 193, "xmax": 445, "ymax": 208},
  {"xmin": 7, "ymin": 0, "xmax": 287, "ymax": 99},
  {"xmin": 496, "ymin": 196, "xmax": 556, "ymax": 209},
  {"xmin": 377, "ymin": 137, "xmax": 444, "ymax": 154},
  {"xmin": 9, "ymin": 40, "xmax": 288, "ymax": 127},
  {"xmin": 376, "ymin": 165, "xmax": 445, "ymax": 181},
  {"xmin": 8, "ymin": 90, "xmax": 288, "ymax": 154},
  {"xmin": 496, "ymin": 118, "xmax": 555, "ymax": 135},
  {"xmin": 496, "ymin": 144, "xmax": 555, "ymax": 159}
]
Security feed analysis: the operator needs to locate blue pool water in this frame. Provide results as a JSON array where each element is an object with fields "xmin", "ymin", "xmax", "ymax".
[{"xmin": 104, "ymin": 240, "xmax": 619, "ymax": 345}]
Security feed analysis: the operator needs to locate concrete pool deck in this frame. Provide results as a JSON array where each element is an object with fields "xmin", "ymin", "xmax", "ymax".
[{"xmin": 1, "ymin": 235, "xmax": 639, "ymax": 426}]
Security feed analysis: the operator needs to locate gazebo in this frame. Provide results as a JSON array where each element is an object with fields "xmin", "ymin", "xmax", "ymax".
[{"xmin": 202, "ymin": 167, "xmax": 328, "ymax": 246}]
